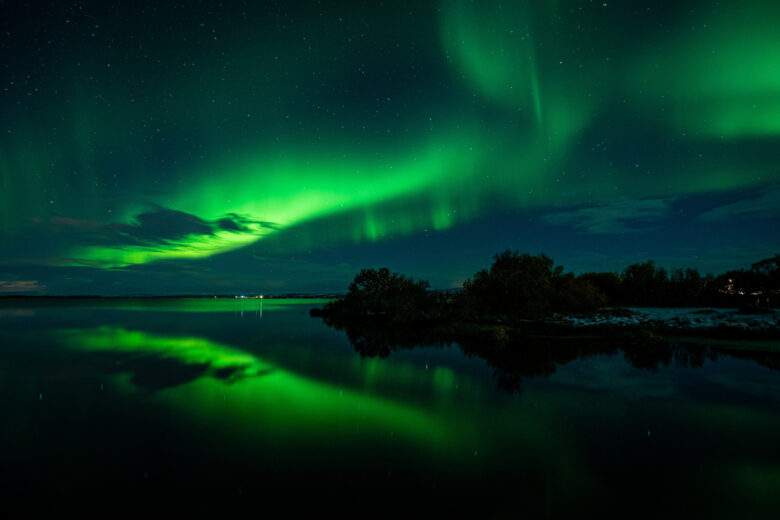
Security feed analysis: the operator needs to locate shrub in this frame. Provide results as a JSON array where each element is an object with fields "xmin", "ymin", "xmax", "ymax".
[
  {"xmin": 554, "ymin": 274, "xmax": 608, "ymax": 313},
  {"xmin": 325, "ymin": 267, "xmax": 433, "ymax": 323},
  {"xmin": 460, "ymin": 250, "xmax": 605, "ymax": 322}
]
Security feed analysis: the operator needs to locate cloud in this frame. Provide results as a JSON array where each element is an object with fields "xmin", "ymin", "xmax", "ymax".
[
  {"xmin": 41, "ymin": 208, "xmax": 278, "ymax": 247},
  {"xmin": 542, "ymin": 197, "xmax": 674, "ymax": 234},
  {"xmin": 0, "ymin": 280, "xmax": 46, "ymax": 293},
  {"xmin": 0, "ymin": 207, "xmax": 282, "ymax": 270},
  {"xmin": 59, "ymin": 208, "xmax": 279, "ymax": 269},
  {"xmin": 77, "ymin": 208, "xmax": 277, "ymax": 249},
  {"xmin": 697, "ymin": 186, "xmax": 780, "ymax": 222},
  {"xmin": 217, "ymin": 213, "xmax": 280, "ymax": 233},
  {"xmin": 97, "ymin": 208, "xmax": 277, "ymax": 245},
  {"xmin": 117, "ymin": 209, "xmax": 214, "ymax": 242}
]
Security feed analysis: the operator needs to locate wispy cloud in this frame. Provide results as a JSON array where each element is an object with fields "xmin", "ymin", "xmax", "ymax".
[
  {"xmin": 61, "ymin": 207, "xmax": 279, "ymax": 268},
  {"xmin": 1, "ymin": 207, "xmax": 281, "ymax": 270},
  {"xmin": 542, "ymin": 197, "xmax": 674, "ymax": 234},
  {"xmin": 0, "ymin": 280, "xmax": 46, "ymax": 293},
  {"xmin": 697, "ymin": 186, "xmax": 780, "ymax": 222},
  {"xmin": 97, "ymin": 208, "xmax": 277, "ymax": 245}
]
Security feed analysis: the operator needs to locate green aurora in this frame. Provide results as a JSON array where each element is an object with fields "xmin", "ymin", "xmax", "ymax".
[
  {"xmin": 1, "ymin": 0, "xmax": 779, "ymax": 291},
  {"xmin": 629, "ymin": 2, "xmax": 780, "ymax": 138}
]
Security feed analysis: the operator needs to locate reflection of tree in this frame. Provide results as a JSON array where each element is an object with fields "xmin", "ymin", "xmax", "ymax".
[
  {"xmin": 325, "ymin": 316, "xmax": 780, "ymax": 392},
  {"xmin": 672, "ymin": 347, "xmax": 712, "ymax": 369},
  {"xmin": 324, "ymin": 315, "xmax": 450, "ymax": 358},
  {"xmin": 314, "ymin": 254, "xmax": 780, "ymax": 392}
]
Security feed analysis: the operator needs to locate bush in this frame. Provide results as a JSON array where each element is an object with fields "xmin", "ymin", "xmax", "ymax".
[
  {"xmin": 554, "ymin": 274, "xmax": 608, "ymax": 313},
  {"xmin": 621, "ymin": 261, "xmax": 668, "ymax": 306},
  {"xmin": 578, "ymin": 271, "xmax": 621, "ymax": 303},
  {"xmin": 460, "ymin": 250, "xmax": 606, "ymax": 322},
  {"xmin": 324, "ymin": 267, "xmax": 433, "ymax": 323}
]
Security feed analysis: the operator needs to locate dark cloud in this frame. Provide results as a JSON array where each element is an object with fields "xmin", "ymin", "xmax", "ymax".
[
  {"xmin": 89, "ymin": 208, "xmax": 278, "ymax": 247},
  {"xmin": 0, "ymin": 208, "xmax": 281, "ymax": 272},
  {"xmin": 698, "ymin": 184, "xmax": 780, "ymax": 222},
  {"xmin": 542, "ymin": 198, "xmax": 674, "ymax": 234},
  {"xmin": 114, "ymin": 209, "xmax": 215, "ymax": 243},
  {"xmin": 218, "ymin": 213, "xmax": 279, "ymax": 233}
]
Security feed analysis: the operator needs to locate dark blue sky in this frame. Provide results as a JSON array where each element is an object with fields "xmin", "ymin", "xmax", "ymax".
[{"xmin": 1, "ymin": 0, "xmax": 778, "ymax": 294}]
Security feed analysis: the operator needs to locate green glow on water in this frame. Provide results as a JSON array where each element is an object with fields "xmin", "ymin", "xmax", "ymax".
[
  {"xmin": 433, "ymin": 366, "xmax": 456, "ymax": 395},
  {"xmin": 732, "ymin": 465, "xmax": 780, "ymax": 507},
  {"xmin": 0, "ymin": 299, "xmax": 772, "ymax": 513},
  {"xmin": 62, "ymin": 326, "xmax": 268, "ymax": 375},
  {"xmin": 60, "ymin": 326, "xmax": 463, "ymax": 448},
  {"xmin": 97, "ymin": 297, "xmax": 331, "ymax": 313}
]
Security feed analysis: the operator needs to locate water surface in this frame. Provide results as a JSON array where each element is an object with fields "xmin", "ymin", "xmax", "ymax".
[{"xmin": 1, "ymin": 298, "xmax": 778, "ymax": 516}]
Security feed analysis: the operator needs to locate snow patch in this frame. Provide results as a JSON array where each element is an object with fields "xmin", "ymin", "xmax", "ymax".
[{"xmin": 565, "ymin": 308, "xmax": 779, "ymax": 332}]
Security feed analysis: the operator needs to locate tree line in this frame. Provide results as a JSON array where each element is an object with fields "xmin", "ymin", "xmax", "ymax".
[
  {"xmin": 317, "ymin": 251, "xmax": 779, "ymax": 324},
  {"xmin": 581, "ymin": 255, "xmax": 779, "ymax": 308}
]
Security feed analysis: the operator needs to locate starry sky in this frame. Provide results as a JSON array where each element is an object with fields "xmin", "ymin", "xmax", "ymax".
[{"xmin": 1, "ymin": 0, "xmax": 779, "ymax": 295}]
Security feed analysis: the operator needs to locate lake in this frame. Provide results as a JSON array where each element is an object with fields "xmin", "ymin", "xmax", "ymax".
[{"xmin": 1, "ymin": 298, "xmax": 779, "ymax": 516}]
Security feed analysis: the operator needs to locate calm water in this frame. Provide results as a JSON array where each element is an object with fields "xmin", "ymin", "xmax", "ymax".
[{"xmin": 1, "ymin": 298, "xmax": 779, "ymax": 516}]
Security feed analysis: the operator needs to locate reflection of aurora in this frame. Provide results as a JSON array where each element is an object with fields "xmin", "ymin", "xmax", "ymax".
[
  {"xmin": 55, "ymin": 325, "xmax": 600, "ymax": 492},
  {"xmin": 52, "ymin": 297, "xmax": 332, "ymax": 313},
  {"xmin": 42, "ymin": 321, "xmax": 780, "ymax": 508},
  {"xmin": 0, "ymin": 1, "xmax": 771, "ymax": 268},
  {"xmin": 59, "ymin": 326, "xmax": 462, "ymax": 446}
]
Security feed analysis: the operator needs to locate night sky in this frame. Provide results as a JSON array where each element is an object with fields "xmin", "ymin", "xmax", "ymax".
[{"xmin": 1, "ymin": 0, "xmax": 779, "ymax": 295}]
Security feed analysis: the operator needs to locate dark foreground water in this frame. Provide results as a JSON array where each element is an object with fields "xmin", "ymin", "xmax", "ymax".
[{"xmin": 1, "ymin": 299, "xmax": 779, "ymax": 516}]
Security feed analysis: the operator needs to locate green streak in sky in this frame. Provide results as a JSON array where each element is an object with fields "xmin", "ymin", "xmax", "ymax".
[
  {"xmin": 529, "ymin": 51, "xmax": 543, "ymax": 125},
  {"xmin": 171, "ymin": 132, "xmax": 483, "ymax": 227},
  {"xmin": 67, "ymin": 131, "xmax": 484, "ymax": 267},
  {"xmin": 440, "ymin": 0, "xmax": 595, "ymax": 146},
  {"xmin": 68, "ymin": 219, "xmax": 270, "ymax": 268},
  {"xmin": 5, "ymin": 0, "xmax": 779, "ymax": 274},
  {"xmin": 630, "ymin": 3, "xmax": 780, "ymax": 137},
  {"xmin": 441, "ymin": 1, "xmax": 538, "ymax": 112}
]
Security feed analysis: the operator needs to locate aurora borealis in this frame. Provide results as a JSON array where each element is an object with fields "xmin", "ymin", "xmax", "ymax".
[{"xmin": 2, "ymin": 0, "xmax": 779, "ymax": 294}]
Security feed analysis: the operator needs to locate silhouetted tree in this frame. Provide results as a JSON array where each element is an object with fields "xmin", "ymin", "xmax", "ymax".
[
  {"xmin": 621, "ymin": 261, "xmax": 669, "ymax": 306},
  {"xmin": 460, "ymin": 250, "xmax": 605, "ymax": 322},
  {"xmin": 751, "ymin": 254, "xmax": 780, "ymax": 304},
  {"xmin": 667, "ymin": 268, "xmax": 705, "ymax": 306},
  {"xmin": 579, "ymin": 271, "xmax": 622, "ymax": 303},
  {"xmin": 316, "ymin": 253, "xmax": 779, "ymax": 330},
  {"xmin": 323, "ymin": 267, "xmax": 434, "ymax": 323},
  {"xmin": 461, "ymin": 251, "xmax": 558, "ymax": 322},
  {"xmin": 752, "ymin": 254, "xmax": 780, "ymax": 280},
  {"xmin": 554, "ymin": 273, "xmax": 608, "ymax": 313},
  {"xmin": 311, "ymin": 252, "xmax": 780, "ymax": 393}
]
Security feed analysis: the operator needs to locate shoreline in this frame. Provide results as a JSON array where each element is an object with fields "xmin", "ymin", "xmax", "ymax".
[{"xmin": 311, "ymin": 305, "xmax": 780, "ymax": 345}]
